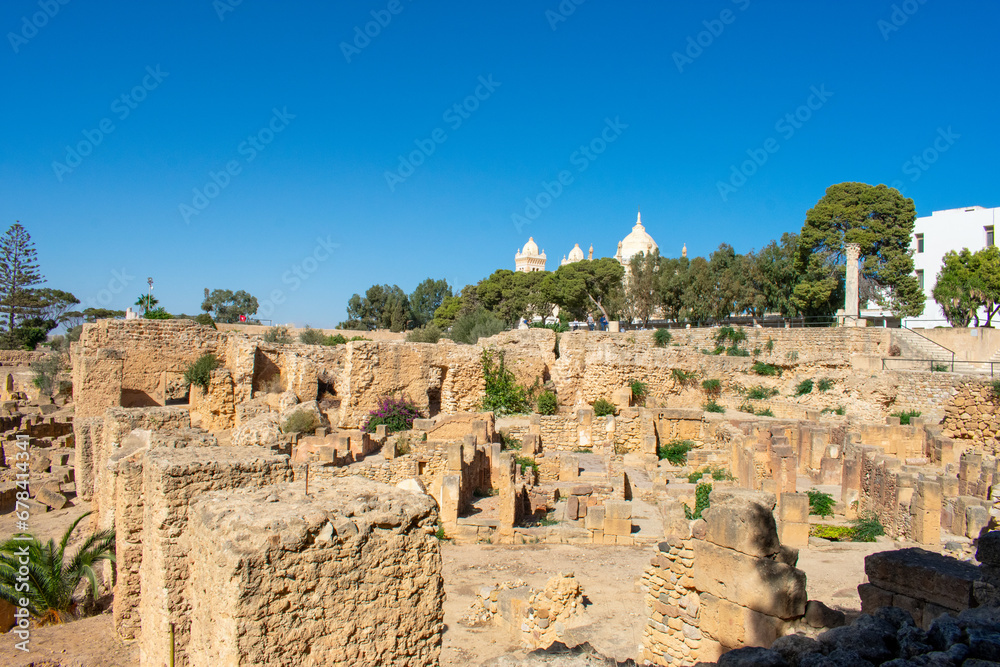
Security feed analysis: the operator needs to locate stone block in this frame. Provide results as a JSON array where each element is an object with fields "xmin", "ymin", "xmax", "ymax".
[
  {"xmin": 35, "ymin": 484, "xmax": 67, "ymax": 510},
  {"xmin": 778, "ymin": 493, "xmax": 809, "ymax": 524},
  {"xmin": 778, "ymin": 522, "xmax": 810, "ymax": 548},
  {"xmin": 604, "ymin": 518, "xmax": 632, "ymax": 537},
  {"xmin": 698, "ymin": 593, "xmax": 787, "ymax": 649},
  {"xmin": 864, "ymin": 548, "xmax": 980, "ymax": 611},
  {"xmin": 605, "ymin": 500, "xmax": 632, "ymax": 520},
  {"xmin": 566, "ymin": 495, "xmax": 579, "ymax": 521},
  {"xmin": 584, "ymin": 505, "xmax": 605, "ymax": 531},
  {"xmin": 693, "ymin": 540, "xmax": 807, "ymax": 619},
  {"xmin": 858, "ymin": 583, "xmax": 893, "ymax": 614},
  {"xmin": 412, "ymin": 418, "xmax": 435, "ymax": 431},
  {"xmin": 559, "ymin": 454, "xmax": 579, "ymax": 482},
  {"xmin": 701, "ymin": 501, "xmax": 780, "ymax": 558},
  {"xmin": 967, "ymin": 505, "xmax": 990, "ymax": 539}
]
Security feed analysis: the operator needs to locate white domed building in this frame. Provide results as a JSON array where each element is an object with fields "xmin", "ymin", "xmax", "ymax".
[
  {"xmin": 614, "ymin": 210, "xmax": 659, "ymax": 266},
  {"xmin": 515, "ymin": 237, "xmax": 547, "ymax": 272},
  {"xmin": 560, "ymin": 243, "xmax": 586, "ymax": 266}
]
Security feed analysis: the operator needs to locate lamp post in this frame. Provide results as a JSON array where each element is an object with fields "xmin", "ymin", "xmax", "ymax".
[{"xmin": 147, "ymin": 277, "xmax": 153, "ymax": 314}]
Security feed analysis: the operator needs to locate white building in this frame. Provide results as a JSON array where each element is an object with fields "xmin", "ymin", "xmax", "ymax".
[
  {"xmin": 904, "ymin": 205, "xmax": 998, "ymax": 327},
  {"xmin": 514, "ymin": 237, "xmax": 546, "ymax": 272}
]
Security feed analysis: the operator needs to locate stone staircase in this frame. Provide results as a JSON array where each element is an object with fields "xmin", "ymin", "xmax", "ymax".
[{"xmin": 890, "ymin": 328, "xmax": 998, "ymax": 374}]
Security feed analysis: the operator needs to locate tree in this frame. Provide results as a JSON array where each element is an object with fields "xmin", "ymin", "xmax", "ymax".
[
  {"xmin": 794, "ymin": 183, "xmax": 923, "ymax": 317},
  {"xmin": 542, "ymin": 258, "xmax": 624, "ymax": 323},
  {"xmin": 409, "ymin": 279, "xmax": 452, "ymax": 327},
  {"xmin": 658, "ymin": 256, "xmax": 690, "ymax": 323},
  {"xmin": 933, "ymin": 249, "xmax": 979, "ymax": 327},
  {"xmin": 200, "ymin": 289, "xmax": 259, "ymax": 324},
  {"xmin": 33, "ymin": 289, "xmax": 80, "ymax": 325},
  {"xmin": 0, "ymin": 223, "xmax": 45, "ymax": 333},
  {"xmin": 745, "ymin": 234, "xmax": 800, "ymax": 318},
  {"xmin": 345, "ymin": 284, "xmax": 413, "ymax": 332},
  {"xmin": 477, "ymin": 270, "xmax": 551, "ymax": 325},
  {"xmin": 623, "ymin": 250, "xmax": 661, "ymax": 327},
  {"xmin": 682, "ymin": 256, "xmax": 715, "ymax": 323},
  {"xmin": 433, "ymin": 295, "xmax": 464, "ymax": 329},
  {"xmin": 0, "ymin": 511, "xmax": 115, "ymax": 624},
  {"xmin": 135, "ymin": 294, "xmax": 158, "ymax": 314}
]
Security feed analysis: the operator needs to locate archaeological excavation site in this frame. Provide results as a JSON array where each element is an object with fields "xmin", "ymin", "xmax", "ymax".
[{"xmin": 4, "ymin": 318, "xmax": 1000, "ymax": 666}]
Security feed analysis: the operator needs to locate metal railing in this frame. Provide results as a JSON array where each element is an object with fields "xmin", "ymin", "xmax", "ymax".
[
  {"xmin": 898, "ymin": 324, "xmax": 956, "ymax": 364},
  {"xmin": 881, "ymin": 357, "xmax": 997, "ymax": 376}
]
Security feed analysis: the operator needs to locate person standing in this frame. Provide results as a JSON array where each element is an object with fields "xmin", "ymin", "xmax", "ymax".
[{"xmin": 587, "ymin": 314, "xmax": 594, "ymax": 331}]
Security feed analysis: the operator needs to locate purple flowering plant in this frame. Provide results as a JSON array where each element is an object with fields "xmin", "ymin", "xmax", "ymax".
[{"xmin": 362, "ymin": 396, "xmax": 423, "ymax": 434}]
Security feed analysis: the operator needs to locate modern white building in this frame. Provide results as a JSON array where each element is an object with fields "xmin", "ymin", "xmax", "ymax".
[{"xmin": 903, "ymin": 205, "xmax": 998, "ymax": 327}]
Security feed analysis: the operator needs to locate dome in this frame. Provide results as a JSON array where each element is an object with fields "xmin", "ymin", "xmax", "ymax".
[
  {"xmin": 519, "ymin": 237, "xmax": 540, "ymax": 257},
  {"xmin": 617, "ymin": 210, "xmax": 658, "ymax": 264},
  {"xmin": 568, "ymin": 243, "xmax": 585, "ymax": 262}
]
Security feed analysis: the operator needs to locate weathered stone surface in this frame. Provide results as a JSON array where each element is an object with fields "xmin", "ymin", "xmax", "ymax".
[
  {"xmin": 701, "ymin": 501, "xmax": 780, "ymax": 558},
  {"xmin": 34, "ymin": 484, "xmax": 67, "ymax": 510},
  {"xmin": 232, "ymin": 412, "xmax": 280, "ymax": 448},
  {"xmin": 693, "ymin": 541, "xmax": 807, "ymax": 619},
  {"xmin": 865, "ymin": 548, "xmax": 981, "ymax": 611}
]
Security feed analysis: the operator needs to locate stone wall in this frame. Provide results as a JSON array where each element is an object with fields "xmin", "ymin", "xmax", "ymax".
[
  {"xmin": 185, "ymin": 477, "xmax": 443, "ymax": 666},
  {"xmin": 941, "ymin": 380, "xmax": 1000, "ymax": 451},
  {"xmin": 138, "ymin": 446, "xmax": 292, "ymax": 666}
]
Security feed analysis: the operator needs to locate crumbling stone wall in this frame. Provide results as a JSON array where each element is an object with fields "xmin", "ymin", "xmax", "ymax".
[
  {"xmin": 138, "ymin": 446, "xmax": 292, "ymax": 666},
  {"xmin": 942, "ymin": 380, "xmax": 1000, "ymax": 451},
  {"xmin": 185, "ymin": 477, "xmax": 443, "ymax": 666}
]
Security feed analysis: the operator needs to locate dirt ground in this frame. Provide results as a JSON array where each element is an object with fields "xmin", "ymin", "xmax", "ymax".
[{"xmin": 0, "ymin": 506, "xmax": 892, "ymax": 666}]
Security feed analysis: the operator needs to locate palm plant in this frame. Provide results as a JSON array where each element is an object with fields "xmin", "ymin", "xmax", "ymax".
[
  {"xmin": 0, "ymin": 511, "xmax": 115, "ymax": 624},
  {"xmin": 135, "ymin": 293, "xmax": 158, "ymax": 314}
]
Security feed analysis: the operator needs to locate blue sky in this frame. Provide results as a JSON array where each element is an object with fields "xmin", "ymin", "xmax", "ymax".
[{"xmin": 2, "ymin": 1, "xmax": 997, "ymax": 327}]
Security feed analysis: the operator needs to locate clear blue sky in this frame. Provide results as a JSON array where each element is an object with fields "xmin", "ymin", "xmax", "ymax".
[{"xmin": 2, "ymin": 1, "xmax": 997, "ymax": 327}]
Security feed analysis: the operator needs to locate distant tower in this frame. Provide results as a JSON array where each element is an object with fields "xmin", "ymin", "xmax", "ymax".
[
  {"xmin": 561, "ymin": 243, "xmax": 586, "ymax": 266},
  {"xmin": 615, "ymin": 209, "xmax": 659, "ymax": 266},
  {"xmin": 515, "ymin": 237, "xmax": 547, "ymax": 272},
  {"xmin": 682, "ymin": 243, "xmax": 687, "ymax": 258},
  {"xmin": 588, "ymin": 244, "xmax": 594, "ymax": 260}
]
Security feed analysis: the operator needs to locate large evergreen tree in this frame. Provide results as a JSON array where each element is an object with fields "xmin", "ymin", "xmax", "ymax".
[
  {"xmin": 793, "ymin": 183, "xmax": 924, "ymax": 318},
  {"xmin": 0, "ymin": 223, "xmax": 45, "ymax": 333}
]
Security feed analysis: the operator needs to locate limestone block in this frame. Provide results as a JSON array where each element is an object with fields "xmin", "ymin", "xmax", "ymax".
[
  {"xmin": 584, "ymin": 505, "xmax": 605, "ymax": 531},
  {"xmin": 701, "ymin": 502, "xmax": 780, "ymax": 558},
  {"xmin": 966, "ymin": 504, "xmax": 990, "ymax": 539},
  {"xmin": 605, "ymin": 500, "xmax": 632, "ymax": 521},
  {"xmin": 34, "ymin": 484, "xmax": 67, "ymax": 510},
  {"xmin": 231, "ymin": 412, "xmax": 280, "ymax": 448},
  {"xmin": 857, "ymin": 583, "xmax": 893, "ymax": 614},
  {"xmin": 778, "ymin": 522, "xmax": 809, "ymax": 548},
  {"xmin": 185, "ymin": 477, "xmax": 443, "ymax": 667},
  {"xmin": 559, "ymin": 454, "xmax": 579, "ymax": 482},
  {"xmin": 864, "ymin": 548, "xmax": 980, "ymax": 611},
  {"xmin": 604, "ymin": 518, "xmax": 632, "ymax": 537},
  {"xmin": 698, "ymin": 592, "xmax": 787, "ymax": 649},
  {"xmin": 692, "ymin": 541, "xmax": 807, "ymax": 619},
  {"xmin": 778, "ymin": 493, "xmax": 809, "ymax": 524},
  {"xmin": 566, "ymin": 495, "xmax": 579, "ymax": 521}
]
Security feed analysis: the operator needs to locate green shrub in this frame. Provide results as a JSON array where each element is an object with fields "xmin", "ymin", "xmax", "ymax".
[
  {"xmin": 193, "ymin": 313, "xmax": 217, "ymax": 329},
  {"xmin": 726, "ymin": 346, "xmax": 750, "ymax": 357},
  {"xmin": 435, "ymin": 525, "xmax": 447, "ymax": 540},
  {"xmin": 30, "ymin": 354, "xmax": 64, "ymax": 395},
  {"xmin": 891, "ymin": 410, "xmax": 921, "ymax": 425},
  {"xmin": 498, "ymin": 431, "xmax": 521, "ymax": 451},
  {"xmin": 537, "ymin": 390, "xmax": 558, "ymax": 415},
  {"xmin": 593, "ymin": 398, "xmax": 616, "ymax": 416},
  {"xmin": 786, "ymin": 350, "xmax": 799, "ymax": 362},
  {"xmin": 184, "ymin": 353, "xmax": 220, "ymax": 390},
  {"xmin": 747, "ymin": 385, "xmax": 778, "ymax": 400},
  {"xmin": 795, "ymin": 379, "xmax": 814, "ymax": 396},
  {"xmin": 323, "ymin": 333, "xmax": 348, "ymax": 345},
  {"xmin": 573, "ymin": 447, "xmax": 592, "ymax": 453},
  {"xmin": 264, "ymin": 326, "xmax": 292, "ymax": 344},
  {"xmin": 394, "ymin": 436, "xmax": 411, "ymax": 456},
  {"xmin": 701, "ymin": 379, "xmax": 721, "ymax": 396},
  {"xmin": 362, "ymin": 396, "xmax": 423, "ymax": 434},
  {"xmin": 687, "ymin": 470, "xmax": 704, "ymax": 483},
  {"xmin": 514, "ymin": 456, "xmax": 538, "ymax": 475},
  {"xmin": 708, "ymin": 466, "xmax": 734, "ymax": 481},
  {"xmin": 817, "ymin": 378, "xmax": 834, "ymax": 392},
  {"xmin": 658, "ymin": 440, "xmax": 694, "ymax": 465},
  {"xmin": 703, "ymin": 400, "xmax": 725, "ymax": 413},
  {"xmin": 809, "ymin": 525, "xmax": 854, "ymax": 541},
  {"xmin": 807, "ymin": 489, "xmax": 836, "ymax": 517},
  {"xmin": 348, "ymin": 335, "xmax": 369, "ymax": 342},
  {"xmin": 834, "ymin": 406, "xmax": 845, "ymax": 416},
  {"xmin": 758, "ymin": 408, "xmax": 774, "ymax": 417},
  {"xmin": 144, "ymin": 307, "xmax": 173, "ymax": 319},
  {"xmin": 671, "ymin": 368, "xmax": 695, "ymax": 385},
  {"xmin": 407, "ymin": 324, "xmax": 442, "ymax": 343},
  {"xmin": 850, "ymin": 511, "xmax": 885, "ymax": 542},
  {"xmin": 751, "ymin": 362, "xmax": 780, "ymax": 376},
  {"xmin": 739, "ymin": 402, "xmax": 756, "ymax": 415},
  {"xmin": 751, "ymin": 347, "xmax": 761, "ymax": 356},
  {"xmin": 653, "ymin": 329, "xmax": 672, "ymax": 347},
  {"xmin": 282, "ymin": 410, "xmax": 319, "ymax": 434},
  {"xmin": 765, "ymin": 338, "xmax": 774, "ymax": 353},
  {"xmin": 451, "ymin": 308, "xmax": 506, "ymax": 344},
  {"xmin": 298, "ymin": 326, "xmax": 326, "ymax": 345},
  {"xmin": 684, "ymin": 483, "xmax": 712, "ymax": 520},
  {"xmin": 932, "ymin": 363, "xmax": 949, "ymax": 372},
  {"xmin": 715, "ymin": 326, "xmax": 735, "ymax": 346},
  {"xmin": 480, "ymin": 348, "xmax": 532, "ymax": 416},
  {"xmin": 529, "ymin": 321, "xmax": 569, "ymax": 333},
  {"xmin": 629, "ymin": 379, "xmax": 648, "ymax": 404},
  {"xmin": 992, "ymin": 380, "xmax": 1000, "ymax": 400}
]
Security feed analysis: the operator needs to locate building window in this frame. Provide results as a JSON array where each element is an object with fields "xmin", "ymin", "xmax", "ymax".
[
  {"xmin": 915, "ymin": 233, "xmax": 924, "ymax": 253},
  {"xmin": 987, "ymin": 226, "xmax": 995, "ymax": 247},
  {"xmin": 916, "ymin": 269, "xmax": 924, "ymax": 290}
]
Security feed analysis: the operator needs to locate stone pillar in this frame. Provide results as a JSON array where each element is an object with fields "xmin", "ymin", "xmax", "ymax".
[{"xmin": 845, "ymin": 242, "xmax": 860, "ymax": 319}]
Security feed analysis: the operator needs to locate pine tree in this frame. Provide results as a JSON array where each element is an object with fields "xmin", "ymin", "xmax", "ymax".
[{"xmin": 0, "ymin": 223, "xmax": 45, "ymax": 332}]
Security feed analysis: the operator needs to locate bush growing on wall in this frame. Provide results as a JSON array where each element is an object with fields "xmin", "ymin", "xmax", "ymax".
[
  {"xmin": 362, "ymin": 396, "xmax": 423, "ymax": 434},
  {"xmin": 480, "ymin": 348, "xmax": 531, "ymax": 416},
  {"xmin": 282, "ymin": 410, "xmax": 319, "ymax": 434},
  {"xmin": 536, "ymin": 390, "xmax": 558, "ymax": 415},
  {"xmin": 264, "ymin": 326, "xmax": 292, "ymax": 344},
  {"xmin": 184, "ymin": 354, "xmax": 219, "ymax": 390},
  {"xmin": 653, "ymin": 329, "xmax": 672, "ymax": 347},
  {"xmin": 592, "ymin": 398, "xmax": 616, "ymax": 416}
]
